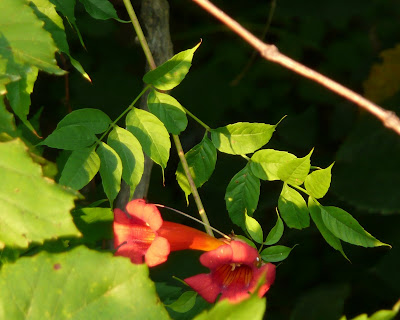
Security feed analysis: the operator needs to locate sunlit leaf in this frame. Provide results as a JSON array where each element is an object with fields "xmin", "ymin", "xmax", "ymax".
[
  {"xmin": 40, "ymin": 125, "xmax": 97, "ymax": 150},
  {"xmin": 0, "ymin": 247, "xmax": 171, "ymax": 319},
  {"xmin": 260, "ymin": 245, "xmax": 293, "ymax": 263},
  {"xmin": 107, "ymin": 126, "xmax": 144, "ymax": 198},
  {"xmin": 305, "ymin": 163, "xmax": 334, "ymax": 199},
  {"xmin": 264, "ymin": 210, "xmax": 284, "ymax": 246},
  {"xmin": 166, "ymin": 291, "xmax": 197, "ymax": 313},
  {"xmin": 0, "ymin": 139, "xmax": 81, "ymax": 249},
  {"xmin": 250, "ymin": 149, "xmax": 296, "ymax": 181},
  {"xmin": 59, "ymin": 147, "xmax": 100, "ymax": 190},
  {"xmin": 225, "ymin": 165, "xmax": 260, "ymax": 228},
  {"xmin": 147, "ymin": 90, "xmax": 188, "ymax": 134},
  {"xmin": 278, "ymin": 184, "xmax": 310, "ymax": 229},
  {"xmin": 143, "ymin": 42, "xmax": 201, "ymax": 90},
  {"xmin": 277, "ymin": 149, "xmax": 313, "ymax": 185},
  {"xmin": 245, "ymin": 213, "xmax": 263, "ymax": 244},
  {"xmin": 57, "ymin": 108, "xmax": 111, "ymax": 134},
  {"xmin": 211, "ymin": 122, "xmax": 276, "ymax": 155}
]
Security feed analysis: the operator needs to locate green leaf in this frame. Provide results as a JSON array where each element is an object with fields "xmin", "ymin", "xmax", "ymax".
[
  {"xmin": 264, "ymin": 210, "xmax": 284, "ymax": 245},
  {"xmin": 40, "ymin": 125, "xmax": 97, "ymax": 150},
  {"xmin": 260, "ymin": 245, "xmax": 293, "ymax": 262},
  {"xmin": 57, "ymin": 108, "xmax": 111, "ymax": 134},
  {"xmin": 143, "ymin": 42, "xmax": 201, "ymax": 90},
  {"xmin": 225, "ymin": 165, "xmax": 260, "ymax": 228},
  {"xmin": 107, "ymin": 126, "xmax": 144, "ymax": 198},
  {"xmin": 305, "ymin": 163, "xmax": 334, "ymax": 199},
  {"xmin": 0, "ymin": 139, "xmax": 81, "ymax": 249},
  {"xmin": 0, "ymin": 0, "xmax": 64, "ymax": 74},
  {"xmin": 278, "ymin": 184, "xmax": 310, "ymax": 229},
  {"xmin": 308, "ymin": 197, "xmax": 348, "ymax": 260},
  {"xmin": 59, "ymin": 147, "xmax": 100, "ymax": 190},
  {"xmin": 369, "ymin": 310, "xmax": 399, "ymax": 320},
  {"xmin": 96, "ymin": 142, "xmax": 122, "ymax": 205},
  {"xmin": 0, "ymin": 97, "xmax": 16, "ymax": 136},
  {"xmin": 126, "ymin": 107, "xmax": 170, "ymax": 170},
  {"xmin": 176, "ymin": 136, "xmax": 217, "ymax": 198},
  {"xmin": 211, "ymin": 122, "xmax": 276, "ymax": 155},
  {"xmin": 147, "ymin": 90, "xmax": 188, "ymax": 134},
  {"xmin": 250, "ymin": 149, "xmax": 296, "ymax": 181},
  {"xmin": 0, "ymin": 246, "xmax": 171, "ymax": 319},
  {"xmin": 277, "ymin": 149, "xmax": 313, "ymax": 185},
  {"xmin": 166, "ymin": 291, "xmax": 197, "ymax": 313},
  {"xmin": 245, "ymin": 213, "xmax": 263, "ymax": 244},
  {"xmin": 79, "ymin": 0, "xmax": 121, "ymax": 20},
  {"xmin": 320, "ymin": 206, "xmax": 389, "ymax": 247},
  {"xmin": 194, "ymin": 293, "xmax": 266, "ymax": 320},
  {"xmin": 71, "ymin": 207, "xmax": 113, "ymax": 243}
]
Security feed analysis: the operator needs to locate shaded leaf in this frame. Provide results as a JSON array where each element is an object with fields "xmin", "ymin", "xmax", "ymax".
[
  {"xmin": 0, "ymin": 139, "xmax": 81, "ymax": 249},
  {"xmin": 278, "ymin": 184, "xmax": 310, "ymax": 229},
  {"xmin": 277, "ymin": 149, "xmax": 313, "ymax": 185},
  {"xmin": 0, "ymin": 97, "xmax": 16, "ymax": 136},
  {"xmin": 245, "ymin": 213, "xmax": 263, "ymax": 244},
  {"xmin": 211, "ymin": 122, "xmax": 276, "ymax": 155},
  {"xmin": 40, "ymin": 125, "xmax": 97, "ymax": 150},
  {"xmin": 166, "ymin": 291, "xmax": 197, "ymax": 313},
  {"xmin": 305, "ymin": 163, "xmax": 334, "ymax": 199},
  {"xmin": 260, "ymin": 245, "xmax": 293, "ymax": 263},
  {"xmin": 57, "ymin": 108, "xmax": 111, "ymax": 134},
  {"xmin": 264, "ymin": 210, "xmax": 284, "ymax": 246},
  {"xmin": 79, "ymin": 0, "xmax": 121, "ymax": 21},
  {"xmin": 250, "ymin": 149, "xmax": 296, "ymax": 181}
]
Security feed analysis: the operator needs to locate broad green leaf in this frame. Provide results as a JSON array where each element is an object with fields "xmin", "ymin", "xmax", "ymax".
[
  {"xmin": 143, "ymin": 42, "xmax": 201, "ymax": 90},
  {"xmin": 277, "ymin": 149, "xmax": 313, "ymax": 185},
  {"xmin": 250, "ymin": 149, "xmax": 296, "ymax": 180},
  {"xmin": 166, "ymin": 291, "xmax": 197, "ymax": 313},
  {"xmin": 225, "ymin": 165, "xmax": 260, "ymax": 228},
  {"xmin": 245, "ymin": 213, "xmax": 263, "ymax": 244},
  {"xmin": 260, "ymin": 245, "xmax": 293, "ymax": 262},
  {"xmin": 320, "ymin": 206, "xmax": 389, "ymax": 247},
  {"xmin": 0, "ymin": 139, "xmax": 81, "ymax": 249},
  {"xmin": 369, "ymin": 310, "xmax": 398, "ymax": 320},
  {"xmin": 0, "ymin": 55, "xmax": 21, "ymax": 95},
  {"xmin": 278, "ymin": 184, "xmax": 310, "ymax": 229},
  {"xmin": 0, "ymin": 246, "xmax": 171, "ymax": 319},
  {"xmin": 107, "ymin": 126, "xmax": 144, "ymax": 198},
  {"xmin": 59, "ymin": 147, "xmax": 100, "ymax": 190},
  {"xmin": 264, "ymin": 210, "xmax": 284, "ymax": 245},
  {"xmin": 57, "ymin": 108, "xmax": 111, "ymax": 134},
  {"xmin": 176, "ymin": 136, "xmax": 217, "ymax": 199},
  {"xmin": 96, "ymin": 142, "xmax": 122, "ymax": 205},
  {"xmin": 194, "ymin": 293, "xmax": 265, "ymax": 320},
  {"xmin": 305, "ymin": 163, "xmax": 334, "ymax": 199},
  {"xmin": 211, "ymin": 122, "xmax": 276, "ymax": 155},
  {"xmin": 0, "ymin": 0, "xmax": 64, "ymax": 74},
  {"xmin": 0, "ymin": 97, "xmax": 16, "ymax": 136},
  {"xmin": 40, "ymin": 125, "xmax": 97, "ymax": 150},
  {"xmin": 71, "ymin": 207, "xmax": 113, "ymax": 243},
  {"xmin": 308, "ymin": 197, "xmax": 348, "ymax": 260},
  {"xmin": 147, "ymin": 90, "xmax": 188, "ymax": 134},
  {"xmin": 126, "ymin": 107, "xmax": 170, "ymax": 170},
  {"xmin": 79, "ymin": 0, "xmax": 122, "ymax": 21}
]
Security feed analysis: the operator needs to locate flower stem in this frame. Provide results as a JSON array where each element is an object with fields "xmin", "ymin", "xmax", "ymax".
[
  {"xmin": 182, "ymin": 106, "xmax": 211, "ymax": 131},
  {"xmin": 289, "ymin": 184, "xmax": 309, "ymax": 196}
]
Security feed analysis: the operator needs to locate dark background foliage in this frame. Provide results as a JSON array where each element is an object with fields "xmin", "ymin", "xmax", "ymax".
[{"xmin": 30, "ymin": 0, "xmax": 400, "ymax": 318}]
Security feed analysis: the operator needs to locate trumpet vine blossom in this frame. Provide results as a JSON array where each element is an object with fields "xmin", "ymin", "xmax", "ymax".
[
  {"xmin": 113, "ymin": 199, "xmax": 225, "ymax": 267},
  {"xmin": 185, "ymin": 240, "xmax": 276, "ymax": 303}
]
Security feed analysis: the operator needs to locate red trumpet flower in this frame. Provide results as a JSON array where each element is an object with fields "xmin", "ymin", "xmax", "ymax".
[
  {"xmin": 185, "ymin": 241, "xmax": 276, "ymax": 303},
  {"xmin": 113, "ymin": 199, "xmax": 225, "ymax": 267}
]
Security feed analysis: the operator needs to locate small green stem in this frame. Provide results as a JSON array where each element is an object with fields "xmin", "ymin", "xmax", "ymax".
[
  {"xmin": 289, "ymin": 184, "xmax": 309, "ymax": 196},
  {"xmin": 182, "ymin": 106, "xmax": 211, "ymax": 131},
  {"xmin": 241, "ymin": 154, "xmax": 250, "ymax": 161}
]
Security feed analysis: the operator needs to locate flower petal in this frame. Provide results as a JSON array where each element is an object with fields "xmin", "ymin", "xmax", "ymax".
[
  {"xmin": 185, "ymin": 273, "xmax": 221, "ymax": 303},
  {"xmin": 145, "ymin": 236, "xmax": 170, "ymax": 267},
  {"xmin": 251, "ymin": 263, "xmax": 276, "ymax": 298},
  {"xmin": 199, "ymin": 244, "xmax": 233, "ymax": 269},
  {"xmin": 126, "ymin": 199, "xmax": 163, "ymax": 231},
  {"xmin": 230, "ymin": 241, "xmax": 259, "ymax": 265},
  {"xmin": 115, "ymin": 242, "xmax": 145, "ymax": 264}
]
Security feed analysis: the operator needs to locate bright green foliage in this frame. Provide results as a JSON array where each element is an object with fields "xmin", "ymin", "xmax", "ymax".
[
  {"xmin": 147, "ymin": 90, "xmax": 188, "ymax": 134},
  {"xmin": 264, "ymin": 210, "xmax": 284, "ymax": 245},
  {"xmin": 79, "ymin": 0, "xmax": 121, "ymax": 21},
  {"xmin": 0, "ymin": 139, "xmax": 81, "ymax": 249},
  {"xmin": 96, "ymin": 142, "xmax": 122, "ymax": 205},
  {"xmin": 57, "ymin": 108, "xmax": 111, "ymax": 134},
  {"xmin": 0, "ymin": 247, "xmax": 171, "ymax": 319},
  {"xmin": 225, "ymin": 165, "xmax": 260, "ymax": 228},
  {"xmin": 250, "ymin": 149, "xmax": 296, "ymax": 180},
  {"xmin": 277, "ymin": 149, "xmax": 313, "ymax": 185},
  {"xmin": 278, "ymin": 184, "xmax": 310, "ymax": 229},
  {"xmin": 0, "ymin": 98, "xmax": 16, "ymax": 136},
  {"xmin": 59, "ymin": 147, "xmax": 100, "ymax": 190},
  {"xmin": 126, "ymin": 107, "xmax": 170, "ymax": 170},
  {"xmin": 320, "ymin": 206, "xmax": 389, "ymax": 247},
  {"xmin": 245, "ymin": 212, "xmax": 263, "ymax": 244},
  {"xmin": 342, "ymin": 300, "xmax": 400, "ymax": 320},
  {"xmin": 40, "ymin": 125, "xmax": 97, "ymax": 150},
  {"xmin": 107, "ymin": 126, "xmax": 144, "ymax": 198},
  {"xmin": 211, "ymin": 122, "xmax": 276, "ymax": 155},
  {"xmin": 308, "ymin": 197, "xmax": 347, "ymax": 259},
  {"xmin": 143, "ymin": 42, "xmax": 201, "ymax": 90},
  {"xmin": 166, "ymin": 291, "xmax": 197, "ymax": 313},
  {"xmin": 305, "ymin": 163, "xmax": 334, "ymax": 199},
  {"xmin": 194, "ymin": 294, "xmax": 266, "ymax": 320},
  {"xmin": 176, "ymin": 136, "xmax": 217, "ymax": 199},
  {"xmin": 260, "ymin": 245, "xmax": 293, "ymax": 263}
]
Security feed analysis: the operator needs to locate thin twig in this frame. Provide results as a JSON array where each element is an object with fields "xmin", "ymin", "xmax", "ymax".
[{"xmin": 192, "ymin": 0, "xmax": 400, "ymax": 136}]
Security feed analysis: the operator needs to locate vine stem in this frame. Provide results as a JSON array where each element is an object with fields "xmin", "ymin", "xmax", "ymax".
[
  {"xmin": 122, "ymin": 0, "xmax": 214, "ymax": 236},
  {"xmin": 192, "ymin": 0, "xmax": 400, "ymax": 136}
]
